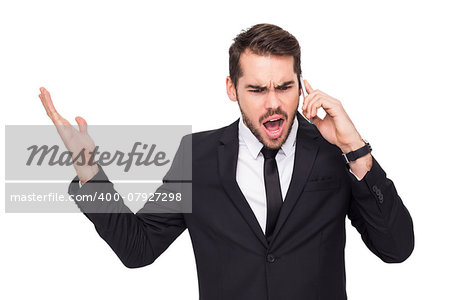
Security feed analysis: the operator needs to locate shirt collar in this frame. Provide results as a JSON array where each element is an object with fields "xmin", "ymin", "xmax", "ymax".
[{"xmin": 238, "ymin": 114, "xmax": 298, "ymax": 159}]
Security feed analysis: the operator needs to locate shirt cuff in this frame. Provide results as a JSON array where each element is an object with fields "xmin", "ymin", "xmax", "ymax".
[{"xmin": 349, "ymin": 168, "xmax": 362, "ymax": 181}]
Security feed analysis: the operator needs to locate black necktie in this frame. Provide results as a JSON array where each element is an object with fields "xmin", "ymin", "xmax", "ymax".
[{"xmin": 261, "ymin": 146, "xmax": 283, "ymax": 243}]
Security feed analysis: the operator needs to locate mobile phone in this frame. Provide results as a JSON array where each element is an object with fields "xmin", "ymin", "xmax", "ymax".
[{"xmin": 299, "ymin": 74, "xmax": 314, "ymax": 124}]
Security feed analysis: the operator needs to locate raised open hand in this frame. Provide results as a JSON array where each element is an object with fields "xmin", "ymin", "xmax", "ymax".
[{"xmin": 39, "ymin": 87, "xmax": 98, "ymax": 183}]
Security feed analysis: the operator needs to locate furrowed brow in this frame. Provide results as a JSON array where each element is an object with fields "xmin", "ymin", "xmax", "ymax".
[
  {"xmin": 275, "ymin": 81, "xmax": 295, "ymax": 88},
  {"xmin": 246, "ymin": 84, "xmax": 267, "ymax": 90}
]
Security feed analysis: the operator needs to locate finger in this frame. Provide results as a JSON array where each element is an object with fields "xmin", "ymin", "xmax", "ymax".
[
  {"xmin": 75, "ymin": 116, "xmax": 88, "ymax": 134},
  {"xmin": 309, "ymin": 98, "xmax": 321, "ymax": 119},
  {"xmin": 39, "ymin": 87, "xmax": 65, "ymax": 124},
  {"xmin": 304, "ymin": 93, "xmax": 321, "ymax": 118},
  {"xmin": 311, "ymin": 101, "xmax": 318, "ymax": 119},
  {"xmin": 39, "ymin": 93, "xmax": 50, "ymax": 114},
  {"xmin": 39, "ymin": 87, "xmax": 57, "ymax": 115},
  {"xmin": 304, "ymin": 79, "xmax": 314, "ymax": 95},
  {"xmin": 302, "ymin": 89, "xmax": 320, "ymax": 111},
  {"xmin": 40, "ymin": 87, "xmax": 57, "ymax": 113}
]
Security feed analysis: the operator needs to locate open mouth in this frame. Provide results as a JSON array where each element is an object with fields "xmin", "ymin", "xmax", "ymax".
[{"xmin": 262, "ymin": 117, "xmax": 285, "ymax": 139}]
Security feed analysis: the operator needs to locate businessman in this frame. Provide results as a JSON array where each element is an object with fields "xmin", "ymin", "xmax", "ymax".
[{"xmin": 39, "ymin": 23, "xmax": 414, "ymax": 299}]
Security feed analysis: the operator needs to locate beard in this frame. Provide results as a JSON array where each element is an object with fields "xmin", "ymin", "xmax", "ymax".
[{"xmin": 237, "ymin": 97, "xmax": 298, "ymax": 150}]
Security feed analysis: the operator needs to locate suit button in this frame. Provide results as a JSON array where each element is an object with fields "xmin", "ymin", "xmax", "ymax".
[
  {"xmin": 267, "ymin": 254, "xmax": 276, "ymax": 263},
  {"xmin": 372, "ymin": 185, "xmax": 383, "ymax": 203}
]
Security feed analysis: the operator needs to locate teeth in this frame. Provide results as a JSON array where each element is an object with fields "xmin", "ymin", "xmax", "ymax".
[{"xmin": 267, "ymin": 118, "xmax": 281, "ymax": 122}]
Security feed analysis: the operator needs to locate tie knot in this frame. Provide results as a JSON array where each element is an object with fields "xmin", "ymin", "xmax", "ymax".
[{"xmin": 261, "ymin": 147, "xmax": 279, "ymax": 159}]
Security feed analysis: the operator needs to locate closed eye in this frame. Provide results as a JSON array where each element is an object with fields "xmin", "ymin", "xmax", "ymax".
[{"xmin": 276, "ymin": 85, "xmax": 292, "ymax": 91}]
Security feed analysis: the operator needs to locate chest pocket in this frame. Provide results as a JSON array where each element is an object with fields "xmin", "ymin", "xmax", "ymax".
[{"xmin": 303, "ymin": 177, "xmax": 340, "ymax": 192}]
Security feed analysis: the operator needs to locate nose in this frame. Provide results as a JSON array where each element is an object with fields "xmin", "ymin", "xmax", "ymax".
[{"xmin": 264, "ymin": 87, "xmax": 282, "ymax": 110}]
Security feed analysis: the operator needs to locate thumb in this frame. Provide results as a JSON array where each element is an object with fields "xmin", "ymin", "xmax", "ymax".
[
  {"xmin": 304, "ymin": 79, "xmax": 314, "ymax": 94},
  {"xmin": 75, "ymin": 116, "xmax": 88, "ymax": 134}
]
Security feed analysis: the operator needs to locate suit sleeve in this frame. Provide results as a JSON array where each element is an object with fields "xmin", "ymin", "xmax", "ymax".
[
  {"xmin": 67, "ymin": 135, "xmax": 191, "ymax": 268},
  {"xmin": 346, "ymin": 155, "xmax": 414, "ymax": 263}
]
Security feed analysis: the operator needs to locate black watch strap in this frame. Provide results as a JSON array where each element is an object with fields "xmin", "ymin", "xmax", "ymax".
[{"xmin": 342, "ymin": 140, "xmax": 372, "ymax": 164}]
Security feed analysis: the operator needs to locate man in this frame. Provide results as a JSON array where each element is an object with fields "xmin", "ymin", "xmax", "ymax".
[{"xmin": 39, "ymin": 23, "xmax": 414, "ymax": 299}]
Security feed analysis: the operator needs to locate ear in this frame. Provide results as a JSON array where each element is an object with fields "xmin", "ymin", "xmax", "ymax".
[{"xmin": 226, "ymin": 76, "xmax": 238, "ymax": 102}]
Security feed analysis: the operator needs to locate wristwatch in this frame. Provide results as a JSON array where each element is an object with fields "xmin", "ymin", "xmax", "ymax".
[{"xmin": 342, "ymin": 139, "xmax": 372, "ymax": 164}]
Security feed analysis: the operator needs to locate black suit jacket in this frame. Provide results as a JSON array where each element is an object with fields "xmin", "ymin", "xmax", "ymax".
[{"xmin": 68, "ymin": 111, "xmax": 414, "ymax": 300}]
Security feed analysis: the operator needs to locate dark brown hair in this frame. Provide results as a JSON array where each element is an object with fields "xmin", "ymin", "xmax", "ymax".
[{"xmin": 228, "ymin": 23, "xmax": 302, "ymax": 90}]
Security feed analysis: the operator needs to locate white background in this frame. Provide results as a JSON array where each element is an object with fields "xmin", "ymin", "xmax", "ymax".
[{"xmin": 1, "ymin": 0, "xmax": 449, "ymax": 299}]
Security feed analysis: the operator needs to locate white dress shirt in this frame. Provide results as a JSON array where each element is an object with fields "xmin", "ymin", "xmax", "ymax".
[
  {"xmin": 236, "ymin": 117, "xmax": 298, "ymax": 234},
  {"xmin": 236, "ymin": 115, "xmax": 362, "ymax": 234}
]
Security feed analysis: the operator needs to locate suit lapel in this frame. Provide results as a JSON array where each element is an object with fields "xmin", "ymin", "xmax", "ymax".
[
  {"xmin": 217, "ymin": 111, "xmax": 320, "ymax": 249},
  {"xmin": 218, "ymin": 119, "xmax": 269, "ymax": 248}
]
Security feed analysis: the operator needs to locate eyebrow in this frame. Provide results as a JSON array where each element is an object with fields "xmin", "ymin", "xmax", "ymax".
[{"xmin": 245, "ymin": 81, "xmax": 295, "ymax": 90}]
